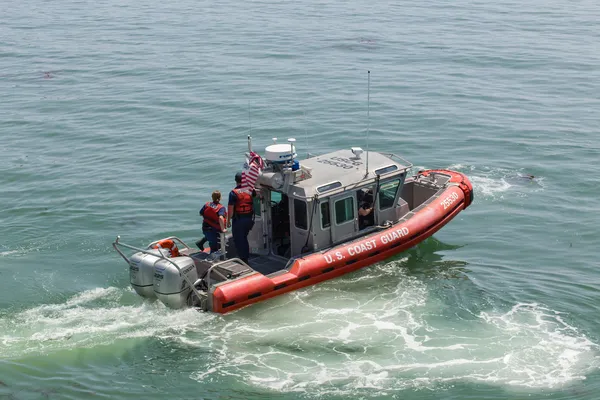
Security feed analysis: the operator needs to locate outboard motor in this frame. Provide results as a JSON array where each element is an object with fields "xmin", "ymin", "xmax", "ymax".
[
  {"xmin": 129, "ymin": 249, "xmax": 166, "ymax": 299},
  {"xmin": 153, "ymin": 256, "xmax": 199, "ymax": 309}
]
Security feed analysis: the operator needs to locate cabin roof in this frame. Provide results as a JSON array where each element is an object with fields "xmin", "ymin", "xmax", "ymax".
[{"xmin": 289, "ymin": 149, "xmax": 411, "ymax": 198}]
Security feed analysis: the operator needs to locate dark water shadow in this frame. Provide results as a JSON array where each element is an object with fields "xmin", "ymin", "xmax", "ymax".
[{"xmin": 388, "ymin": 236, "xmax": 502, "ymax": 319}]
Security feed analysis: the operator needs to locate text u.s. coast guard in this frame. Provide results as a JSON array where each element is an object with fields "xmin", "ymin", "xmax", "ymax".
[{"xmin": 323, "ymin": 227, "xmax": 409, "ymax": 264}]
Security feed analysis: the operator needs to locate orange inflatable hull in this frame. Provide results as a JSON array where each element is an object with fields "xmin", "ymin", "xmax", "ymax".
[{"xmin": 211, "ymin": 170, "xmax": 473, "ymax": 314}]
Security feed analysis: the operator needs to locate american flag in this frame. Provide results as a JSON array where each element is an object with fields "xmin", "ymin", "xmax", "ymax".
[{"xmin": 242, "ymin": 151, "xmax": 264, "ymax": 190}]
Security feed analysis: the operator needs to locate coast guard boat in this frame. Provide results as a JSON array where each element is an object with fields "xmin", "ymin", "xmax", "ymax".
[{"xmin": 113, "ymin": 137, "xmax": 473, "ymax": 313}]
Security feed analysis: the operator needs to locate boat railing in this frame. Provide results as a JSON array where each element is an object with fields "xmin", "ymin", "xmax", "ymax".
[
  {"xmin": 145, "ymin": 236, "xmax": 194, "ymax": 251},
  {"xmin": 112, "ymin": 235, "xmax": 205, "ymax": 304},
  {"xmin": 380, "ymin": 152, "xmax": 414, "ymax": 169},
  {"xmin": 218, "ymin": 232, "xmax": 228, "ymax": 261}
]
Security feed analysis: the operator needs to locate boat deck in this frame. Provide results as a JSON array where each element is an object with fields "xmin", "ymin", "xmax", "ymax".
[{"xmin": 248, "ymin": 254, "xmax": 289, "ymax": 275}]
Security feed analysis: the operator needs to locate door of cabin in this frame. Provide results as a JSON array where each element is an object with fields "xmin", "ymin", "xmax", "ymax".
[
  {"xmin": 330, "ymin": 191, "xmax": 358, "ymax": 243},
  {"xmin": 246, "ymin": 189, "xmax": 268, "ymax": 256},
  {"xmin": 269, "ymin": 191, "xmax": 291, "ymax": 257}
]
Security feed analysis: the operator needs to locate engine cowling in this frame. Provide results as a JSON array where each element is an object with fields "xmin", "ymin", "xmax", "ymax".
[
  {"xmin": 153, "ymin": 256, "xmax": 199, "ymax": 309},
  {"xmin": 129, "ymin": 249, "xmax": 166, "ymax": 299}
]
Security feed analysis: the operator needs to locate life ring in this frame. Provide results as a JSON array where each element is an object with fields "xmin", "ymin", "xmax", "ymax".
[{"xmin": 153, "ymin": 239, "xmax": 180, "ymax": 257}]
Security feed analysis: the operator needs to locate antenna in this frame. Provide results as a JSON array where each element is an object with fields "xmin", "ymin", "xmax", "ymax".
[
  {"xmin": 248, "ymin": 101, "xmax": 252, "ymax": 135},
  {"xmin": 288, "ymin": 138, "xmax": 296, "ymax": 165},
  {"xmin": 247, "ymin": 102, "xmax": 253, "ymax": 153},
  {"xmin": 365, "ymin": 70, "xmax": 370, "ymax": 177},
  {"xmin": 304, "ymin": 109, "xmax": 309, "ymax": 157}
]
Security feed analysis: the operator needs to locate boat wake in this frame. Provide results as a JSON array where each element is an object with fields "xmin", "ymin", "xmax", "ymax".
[
  {"xmin": 186, "ymin": 261, "xmax": 598, "ymax": 396},
  {"xmin": 0, "ymin": 249, "xmax": 20, "ymax": 257},
  {"xmin": 446, "ymin": 164, "xmax": 544, "ymax": 201},
  {"xmin": 1, "ymin": 261, "xmax": 597, "ymax": 397},
  {"xmin": 0, "ymin": 287, "xmax": 209, "ymax": 358}
]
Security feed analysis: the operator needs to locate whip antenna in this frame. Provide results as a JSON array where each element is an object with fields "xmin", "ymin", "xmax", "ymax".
[
  {"xmin": 304, "ymin": 109, "xmax": 309, "ymax": 157},
  {"xmin": 365, "ymin": 70, "xmax": 370, "ymax": 177},
  {"xmin": 248, "ymin": 101, "xmax": 252, "ymax": 135}
]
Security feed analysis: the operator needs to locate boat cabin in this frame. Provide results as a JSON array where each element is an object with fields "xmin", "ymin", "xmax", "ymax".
[{"xmin": 243, "ymin": 139, "xmax": 412, "ymax": 269}]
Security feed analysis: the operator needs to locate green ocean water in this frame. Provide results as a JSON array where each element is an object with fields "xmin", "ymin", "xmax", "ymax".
[{"xmin": 1, "ymin": 0, "xmax": 600, "ymax": 398}]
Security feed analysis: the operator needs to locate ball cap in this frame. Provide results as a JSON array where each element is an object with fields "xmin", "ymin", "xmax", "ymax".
[{"xmin": 235, "ymin": 172, "xmax": 243, "ymax": 183}]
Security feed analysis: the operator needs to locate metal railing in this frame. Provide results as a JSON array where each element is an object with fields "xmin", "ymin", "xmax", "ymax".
[
  {"xmin": 112, "ymin": 235, "xmax": 205, "ymax": 303},
  {"xmin": 146, "ymin": 236, "xmax": 194, "ymax": 252},
  {"xmin": 219, "ymin": 232, "xmax": 227, "ymax": 260},
  {"xmin": 273, "ymin": 151, "xmax": 413, "ymax": 201},
  {"xmin": 380, "ymin": 152, "xmax": 414, "ymax": 169}
]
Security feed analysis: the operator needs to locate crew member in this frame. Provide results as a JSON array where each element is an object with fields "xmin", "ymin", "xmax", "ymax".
[
  {"xmin": 227, "ymin": 172, "xmax": 255, "ymax": 264},
  {"xmin": 358, "ymin": 190, "xmax": 374, "ymax": 230},
  {"xmin": 199, "ymin": 190, "xmax": 227, "ymax": 253}
]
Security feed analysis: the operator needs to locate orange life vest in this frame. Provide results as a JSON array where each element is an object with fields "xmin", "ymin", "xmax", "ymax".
[
  {"xmin": 202, "ymin": 202, "xmax": 226, "ymax": 231},
  {"xmin": 233, "ymin": 188, "xmax": 253, "ymax": 216},
  {"xmin": 153, "ymin": 239, "xmax": 180, "ymax": 257}
]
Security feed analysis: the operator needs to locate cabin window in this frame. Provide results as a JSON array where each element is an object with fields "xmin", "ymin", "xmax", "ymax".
[
  {"xmin": 334, "ymin": 197, "xmax": 355, "ymax": 225},
  {"xmin": 271, "ymin": 191, "xmax": 282, "ymax": 203},
  {"xmin": 375, "ymin": 165, "xmax": 398, "ymax": 176},
  {"xmin": 294, "ymin": 199, "xmax": 308, "ymax": 230},
  {"xmin": 317, "ymin": 181, "xmax": 342, "ymax": 194},
  {"xmin": 320, "ymin": 201, "xmax": 331, "ymax": 229},
  {"xmin": 378, "ymin": 180, "xmax": 400, "ymax": 210}
]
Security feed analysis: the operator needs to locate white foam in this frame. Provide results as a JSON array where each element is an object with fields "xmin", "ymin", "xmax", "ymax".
[
  {"xmin": 0, "ymin": 287, "xmax": 209, "ymax": 358},
  {"xmin": 185, "ymin": 264, "xmax": 598, "ymax": 396},
  {"xmin": 470, "ymin": 175, "xmax": 512, "ymax": 197},
  {"xmin": 443, "ymin": 165, "xmax": 544, "ymax": 201},
  {"xmin": 0, "ymin": 249, "xmax": 20, "ymax": 257},
  {"xmin": 1, "ymin": 267, "xmax": 596, "ymax": 396},
  {"xmin": 446, "ymin": 163, "xmax": 475, "ymax": 171}
]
